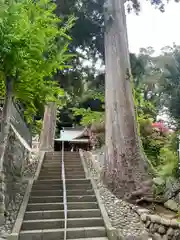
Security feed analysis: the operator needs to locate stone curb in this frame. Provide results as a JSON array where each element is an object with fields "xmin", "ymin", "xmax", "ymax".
[
  {"xmin": 79, "ymin": 149, "xmax": 90, "ymax": 178},
  {"xmin": 8, "ymin": 151, "xmax": 45, "ymax": 240}
]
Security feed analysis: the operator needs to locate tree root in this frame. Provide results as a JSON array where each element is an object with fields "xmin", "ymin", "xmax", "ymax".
[
  {"xmin": 126, "ymin": 179, "xmax": 154, "ymax": 202},
  {"xmin": 136, "ymin": 197, "xmax": 164, "ymax": 204}
]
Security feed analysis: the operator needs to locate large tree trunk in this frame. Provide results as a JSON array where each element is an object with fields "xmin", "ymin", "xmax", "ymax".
[
  {"xmin": 39, "ymin": 102, "xmax": 57, "ymax": 151},
  {"xmin": 0, "ymin": 77, "xmax": 13, "ymax": 171},
  {"xmin": 104, "ymin": 0, "xmax": 152, "ymax": 200}
]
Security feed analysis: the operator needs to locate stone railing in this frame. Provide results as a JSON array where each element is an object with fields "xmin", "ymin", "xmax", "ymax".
[
  {"xmin": 11, "ymin": 100, "xmax": 31, "ymax": 147},
  {"xmin": 0, "ymin": 99, "xmax": 31, "ymax": 147}
]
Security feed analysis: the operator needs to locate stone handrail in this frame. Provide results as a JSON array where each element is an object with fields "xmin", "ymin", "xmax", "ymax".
[{"xmin": 11, "ymin": 100, "xmax": 32, "ymax": 147}]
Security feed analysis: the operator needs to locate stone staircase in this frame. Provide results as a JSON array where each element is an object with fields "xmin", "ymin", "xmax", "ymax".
[{"xmin": 19, "ymin": 151, "xmax": 108, "ymax": 240}]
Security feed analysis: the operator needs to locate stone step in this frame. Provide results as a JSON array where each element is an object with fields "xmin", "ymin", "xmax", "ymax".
[
  {"xmin": 27, "ymin": 203, "xmax": 64, "ymax": 211},
  {"xmin": 40, "ymin": 168, "xmax": 84, "ymax": 173},
  {"xmin": 43, "ymin": 163, "xmax": 82, "ymax": 166},
  {"xmin": 31, "ymin": 189, "xmax": 94, "ymax": 196},
  {"xmin": 27, "ymin": 202, "xmax": 98, "ymax": 211},
  {"xmin": 43, "ymin": 157, "xmax": 81, "ymax": 162},
  {"xmin": 32, "ymin": 183, "xmax": 91, "ymax": 190},
  {"xmin": 32, "ymin": 185, "xmax": 62, "ymax": 190},
  {"xmin": 65, "ymin": 184, "xmax": 92, "ymax": 190},
  {"xmin": 39, "ymin": 171, "xmax": 85, "ymax": 176},
  {"xmin": 29, "ymin": 195, "xmax": 96, "ymax": 203},
  {"xmin": 22, "ymin": 219, "xmax": 64, "ymax": 230},
  {"xmin": 34, "ymin": 179, "xmax": 90, "ymax": 184},
  {"xmin": 67, "ymin": 202, "xmax": 98, "ymax": 210},
  {"xmin": 22, "ymin": 217, "xmax": 104, "ymax": 230},
  {"xmin": 44, "ymin": 159, "xmax": 81, "ymax": 162},
  {"xmin": 44, "ymin": 158, "xmax": 81, "ymax": 161},
  {"xmin": 19, "ymin": 226, "xmax": 106, "ymax": 239},
  {"xmin": 43, "ymin": 162, "xmax": 82, "ymax": 165},
  {"xmin": 31, "ymin": 190, "xmax": 63, "ymax": 196},
  {"xmin": 41, "ymin": 167, "xmax": 83, "ymax": 171},
  {"xmin": 39, "ymin": 173, "xmax": 85, "ymax": 178},
  {"xmin": 38, "ymin": 176, "xmax": 86, "ymax": 180},
  {"xmin": 18, "ymin": 151, "xmax": 108, "ymax": 240},
  {"xmin": 39, "ymin": 171, "xmax": 84, "ymax": 175},
  {"xmin": 41, "ymin": 167, "xmax": 84, "ymax": 172},
  {"xmin": 35, "ymin": 179, "xmax": 90, "ymax": 184},
  {"xmin": 69, "ymin": 238, "xmax": 108, "ymax": 240},
  {"xmin": 46, "ymin": 155, "xmax": 80, "ymax": 158},
  {"xmin": 24, "ymin": 209, "xmax": 102, "ymax": 220}
]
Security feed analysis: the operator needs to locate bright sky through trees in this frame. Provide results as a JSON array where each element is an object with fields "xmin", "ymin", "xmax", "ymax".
[{"xmin": 127, "ymin": 0, "xmax": 180, "ymax": 55}]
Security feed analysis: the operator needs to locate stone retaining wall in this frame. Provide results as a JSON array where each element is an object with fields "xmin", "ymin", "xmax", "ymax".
[
  {"xmin": 133, "ymin": 207, "xmax": 180, "ymax": 240},
  {"xmin": 0, "ymin": 126, "xmax": 29, "ymax": 225}
]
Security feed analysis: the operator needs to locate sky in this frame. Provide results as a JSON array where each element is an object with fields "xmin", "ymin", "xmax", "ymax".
[
  {"xmin": 127, "ymin": 1, "xmax": 180, "ymax": 122},
  {"xmin": 83, "ymin": 1, "xmax": 180, "ymax": 69},
  {"xmin": 127, "ymin": 1, "xmax": 180, "ymax": 55}
]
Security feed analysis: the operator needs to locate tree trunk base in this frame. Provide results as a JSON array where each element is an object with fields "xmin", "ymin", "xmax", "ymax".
[{"xmin": 125, "ymin": 180, "xmax": 154, "ymax": 202}]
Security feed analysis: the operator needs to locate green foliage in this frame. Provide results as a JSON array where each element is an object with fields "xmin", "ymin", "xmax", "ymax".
[
  {"xmin": 0, "ymin": 0, "xmax": 75, "ymax": 123},
  {"xmin": 32, "ymin": 120, "xmax": 43, "ymax": 135},
  {"xmin": 139, "ymin": 118, "xmax": 167, "ymax": 167},
  {"xmin": 72, "ymin": 107, "xmax": 104, "ymax": 126},
  {"xmin": 71, "ymin": 90, "xmax": 104, "ymax": 126},
  {"xmin": 158, "ymin": 147, "xmax": 178, "ymax": 178}
]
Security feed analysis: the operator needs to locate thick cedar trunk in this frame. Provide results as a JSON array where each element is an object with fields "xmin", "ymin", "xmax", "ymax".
[
  {"xmin": 39, "ymin": 102, "xmax": 57, "ymax": 151},
  {"xmin": 104, "ymin": 0, "xmax": 152, "ymax": 200},
  {"xmin": 0, "ymin": 77, "xmax": 13, "ymax": 171}
]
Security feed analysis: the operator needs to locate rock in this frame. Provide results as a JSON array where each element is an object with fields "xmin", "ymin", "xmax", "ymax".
[
  {"xmin": 160, "ymin": 218, "xmax": 171, "ymax": 226},
  {"xmin": 166, "ymin": 227, "xmax": 174, "ymax": 237},
  {"xmin": 146, "ymin": 220, "xmax": 151, "ymax": 228},
  {"xmin": 153, "ymin": 223, "xmax": 159, "ymax": 231},
  {"xmin": 139, "ymin": 230, "xmax": 149, "ymax": 240},
  {"xmin": 173, "ymin": 229, "xmax": 180, "ymax": 239},
  {"xmin": 149, "ymin": 215, "xmax": 161, "ymax": 223},
  {"xmin": 140, "ymin": 213, "xmax": 147, "ymax": 222},
  {"xmin": 153, "ymin": 177, "xmax": 165, "ymax": 186},
  {"xmin": 152, "ymin": 233, "xmax": 162, "ymax": 240},
  {"xmin": 162, "ymin": 235, "xmax": 168, "ymax": 240},
  {"xmin": 174, "ymin": 192, "xmax": 180, "ymax": 203},
  {"xmin": 158, "ymin": 225, "xmax": 166, "ymax": 234},
  {"xmin": 170, "ymin": 219, "xmax": 179, "ymax": 227},
  {"xmin": 164, "ymin": 199, "xmax": 180, "ymax": 212},
  {"xmin": 137, "ymin": 208, "xmax": 150, "ymax": 215},
  {"xmin": 149, "ymin": 223, "xmax": 155, "ymax": 233},
  {"xmin": 164, "ymin": 177, "xmax": 180, "ymax": 201}
]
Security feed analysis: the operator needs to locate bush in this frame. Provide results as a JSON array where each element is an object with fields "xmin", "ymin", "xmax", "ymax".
[
  {"xmin": 158, "ymin": 147, "xmax": 179, "ymax": 178},
  {"xmin": 139, "ymin": 116, "xmax": 168, "ymax": 167}
]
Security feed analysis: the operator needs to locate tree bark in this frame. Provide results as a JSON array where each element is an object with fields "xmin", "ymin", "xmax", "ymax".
[
  {"xmin": 0, "ymin": 77, "xmax": 13, "ymax": 171},
  {"xmin": 39, "ymin": 102, "xmax": 57, "ymax": 151},
  {"xmin": 104, "ymin": 0, "xmax": 152, "ymax": 200}
]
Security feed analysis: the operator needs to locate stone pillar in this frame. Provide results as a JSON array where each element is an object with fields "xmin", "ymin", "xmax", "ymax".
[{"xmin": 39, "ymin": 102, "xmax": 57, "ymax": 151}]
